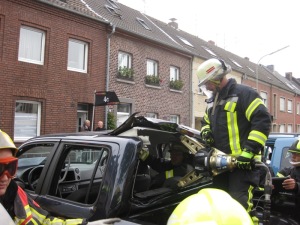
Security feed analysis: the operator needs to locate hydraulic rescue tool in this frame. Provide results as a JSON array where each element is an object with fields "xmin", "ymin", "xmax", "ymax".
[
  {"xmin": 177, "ymin": 135, "xmax": 237, "ymax": 187},
  {"xmin": 178, "ymin": 134, "xmax": 273, "ymax": 225}
]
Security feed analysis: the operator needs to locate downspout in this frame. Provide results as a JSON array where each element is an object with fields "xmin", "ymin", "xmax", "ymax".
[
  {"xmin": 105, "ymin": 24, "xmax": 116, "ymax": 129},
  {"xmin": 190, "ymin": 57, "xmax": 194, "ymax": 127}
]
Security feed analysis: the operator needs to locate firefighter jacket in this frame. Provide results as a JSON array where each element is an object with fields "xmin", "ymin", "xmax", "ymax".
[
  {"xmin": 277, "ymin": 166, "xmax": 300, "ymax": 196},
  {"xmin": 0, "ymin": 180, "xmax": 87, "ymax": 225},
  {"xmin": 201, "ymin": 78, "xmax": 271, "ymax": 156},
  {"xmin": 143, "ymin": 155, "xmax": 193, "ymax": 188}
]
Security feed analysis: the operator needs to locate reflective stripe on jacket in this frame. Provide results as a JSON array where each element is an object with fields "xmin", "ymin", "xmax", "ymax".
[
  {"xmin": 201, "ymin": 78, "xmax": 271, "ymax": 156},
  {"xmin": 14, "ymin": 186, "xmax": 86, "ymax": 225}
]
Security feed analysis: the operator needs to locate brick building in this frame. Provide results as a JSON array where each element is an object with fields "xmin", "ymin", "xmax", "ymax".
[{"xmin": 1, "ymin": 0, "xmax": 109, "ymax": 144}]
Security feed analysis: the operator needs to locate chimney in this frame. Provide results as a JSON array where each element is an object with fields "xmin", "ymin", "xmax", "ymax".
[
  {"xmin": 266, "ymin": 65, "xmax": 274, "ymax": 72},
  {"xmin": 244, "ymin": 57, "xmax": 249, "ymax": 61},
  {"xmin": 168, "ymin": 18, "xmax": 178, "ymax": 29},
  {"xmin": 285, "ymin": 72, "xmax": 293, "ymax": 81},
  {"xmin": 208, "ymin": 40, "xmax": 215, "ymax": 45}
]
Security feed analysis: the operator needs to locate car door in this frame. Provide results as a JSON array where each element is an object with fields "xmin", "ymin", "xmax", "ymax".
[{"xmin": 18, "ymin": 139, "xmax": 115, "ymax": 220}]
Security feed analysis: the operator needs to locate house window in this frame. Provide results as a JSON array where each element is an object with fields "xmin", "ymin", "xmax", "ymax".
[
  {"xmin": 117, "ymin": 103, "xmax": 131, "ymax": 127},
  {"xmin": 170, "ymin": 115, "xmax": 179, "ymax": 124},
  {"xmin": 287, "ymin": 124, "xmax": 293, "ymax": 133},
  {"xmin": 273, "ymin": 94, "xmax": 277, "ymax": 119},
  {"xmin": 146, "ymin": 113, "xmax": 158, "ymax": 119},
  {"xmin": 18, "ymin": 26, "xmax": 45, "ymax": 65},
  {"xmin": 118, "ymin": 51, "xmax": 132, "ymax": 68},
  {"xmin": 68, "ymin": 39, "xmax": 88, "ymax": 73},
  {"xmin": 177, "ymin": 36, "xmax": 193, "ymax": 47},
  {"xmin": 287, "ymin": 99, "xmax": 293, "ymax": 113},
  {"xmin": 147, "ymin": 59, "xmax": 158, "ymax": 76},
  {"xmin": 136, "ymin": 18, "xmax": 151, "ymax": 30},
  {"xmin": 170, "ymin": 66, "xmax": 180, "ymax": 81},
  {"xmin": 272, "ymin": 124, "xmax": 277, "ymax": 132},
  {"xmin": 279, "ymin": 97, "xmax": 285, "ymax": 111},
  {"xmin": 297, "ymin": 103, "xmax": 300, "ymax": 115},
  {"xmin": 260, "ymin": 92, "xmax": 267, "ymax": 106},
  {"xmin": 297, "ymin": 124, "xmax": 300, "ymax": 133},
  {"xmin": 279, "ymin": 124, "xmax": 285, "ymax": 133},
  {"xmin": 14, "ymin": 100, "xmax": 41, "ymax": 142}
]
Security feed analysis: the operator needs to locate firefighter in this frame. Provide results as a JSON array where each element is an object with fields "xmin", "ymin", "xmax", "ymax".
[
  {"xmin": 167, "ymin": 188, "xmax": 253, "ymax": 225},
  {"xmin": 276, "ymin": 138, "xmax": 300, "ymax": 221},
  {"xmin": 139, "ymin": 142, "xmax": 193, "ymax": 189},
  {"xmin": 196, "ymin": 58, "xmax": 272, "ymax": 222},
  {"xmin": 0, "ymin": 130, "xmax": 120, "ymax": 225}
]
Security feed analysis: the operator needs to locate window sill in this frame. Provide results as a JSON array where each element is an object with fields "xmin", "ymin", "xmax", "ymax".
[
  {"xmin": 117, "ymin": 78, "xmax": 135, "ymax": 84},
  {"xmin": 169, "ymin": 88, "xmax": 183, "ymax": 93},
  {"xmin": 145, "ymin": 84, "xmax": 162, "ymax": 89}
]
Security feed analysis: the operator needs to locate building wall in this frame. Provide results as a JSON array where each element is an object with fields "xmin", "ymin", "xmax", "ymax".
[
  {"xmin": 109, "ymin": 33, "xmax": 192, "ymax": 125},
  {"xmin": 0, "ymin": 0, "xmax": 107, "ymax": 140},
  {"xmin": 243, "ymin": 77, "xmax": 300, "ymax": 132}
]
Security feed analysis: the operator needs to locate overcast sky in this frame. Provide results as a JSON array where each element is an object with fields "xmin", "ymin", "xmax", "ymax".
[{"xmin": 118, "ymin": 0, "xmax": 300, "ymax": 78}]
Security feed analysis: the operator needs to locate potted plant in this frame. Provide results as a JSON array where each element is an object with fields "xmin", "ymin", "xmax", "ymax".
[
  {"xmin": 170, "ymin": 79, "xmax": 183, "ymax": 90},
  {"xmin": 118, "ymin": 66, "xmax": 134, "ymax": 80},
  {"xmin": 145, "ymin": 75, "xmax": 162, "ymax": 86}
]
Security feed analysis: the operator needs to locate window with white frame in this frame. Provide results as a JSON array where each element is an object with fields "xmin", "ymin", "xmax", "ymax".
[
  {"xmin": 287, "ymin": 124, "xmax": 293, "ymax": 133},
  {"xmin": 297, "ymin": 103, "xmax": 300, "ymax": 115},
  {"xmin": 279, "ymin": 97, "xmax": 285, "ymax": 111},
  {"xmin": 260, "ymin": 92, "xmax": 267, "ymax": 106},
  {"xmin": 287, "ymin": 99, "xmax": 293, "ymax": 113},
  {"xmin": 147, "ymin": 59, "xmax": 158, "ymax": 76},
  {"xmin": 18, "ymin": 26, "xmax": 45, "ymax": 65},
  {"xmin": 170, "ymin": 115, "xmax": 179, "ymax": 124},
  {"xmin": 14, "ymin": 101, "xmax": 41, "ymax": 141},
  {"xmin": 279, "ymin": 124, "xmax": 285, "ymax": 133},
  {"xmin": 170, "ymin": 66, "xmax": 180, "ymax": 81},
  {"xmin": 67, "ymin": 39, "xmax": 88, "ymax": 73},
  {"xmin": 146, "ymin": 112, "xmax": 158, "ymax": 119},
  {"xmin": 118, "ymin": 51, "xmax": 132, "ymax": 69}
]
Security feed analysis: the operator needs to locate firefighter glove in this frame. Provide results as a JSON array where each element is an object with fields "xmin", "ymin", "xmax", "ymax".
[
  {"xmin": 201, "ymin": 129, "xmax": 214, "ymax": 145},
  {"xmin": 139, "ymin": 148, "xmax": 149, "ymax": 161},
  {"xmin": 236, "ymin": 150, "xmax": 255, "ymax": 170},
  {"xmin": 87, "ymin": 218, "xmax": 121, "ymax": 225}
]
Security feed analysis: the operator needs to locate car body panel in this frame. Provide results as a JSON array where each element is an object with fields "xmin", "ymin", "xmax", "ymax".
[{"xmin": 16, "ymin": 116, "xmax": 210, "ymax": 224}]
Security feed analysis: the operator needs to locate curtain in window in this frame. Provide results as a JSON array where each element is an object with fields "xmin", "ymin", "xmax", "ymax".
[
  {"xmin": 19, "ymin": 27, "xmax": 43, "ymax": 61},
  {"xmin": 68, "ymin": 40, "xmax": 86, "ymax": 70}
]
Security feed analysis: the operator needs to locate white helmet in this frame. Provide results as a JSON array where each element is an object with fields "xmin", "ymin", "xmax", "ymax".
[
  {"xmin": 0, "ymin": 130, "xmax": 18, "ymax": 156},
  {"xmin": 197, "ymin": 58, "xmax": 232, "ymax": 86}
]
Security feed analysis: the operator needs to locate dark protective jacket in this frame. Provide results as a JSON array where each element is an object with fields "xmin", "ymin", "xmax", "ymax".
[
  {"xmin": 201, "ymin": 78, "xmax": 272, "ymax": 156},
  {"xmin": 0, "ymin": 180, "xmax": 86, "ymax": 225},
  {"xmin": 277, "ymin": 166, "xmax": 300, "ymax": 196},
  {"xmin": 144, "ymin": 155, "xmax": 193, "ymax": 188}
]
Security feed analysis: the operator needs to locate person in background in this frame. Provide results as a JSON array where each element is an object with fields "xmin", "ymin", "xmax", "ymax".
[
  {"xmin": 276, "ymin": 138, "xmax": 300, "ymax": 221},
  {"xmin": 0, "ymin": 130, "xmax": 120, "ymax": 225},
  {"xmin": 196, "ymin": 58, "xmax": 272, "ymax": 224},
  {"xmin": 95, "ymin": 120, "xmax": 105, "ymax": 131},
  {"xmin": 139, "ymin": 142, "xmax": 193, "ymax": 189},
  {"xmin": 82, "ymin": 120, "xmax": 91, "ymax": 131}
]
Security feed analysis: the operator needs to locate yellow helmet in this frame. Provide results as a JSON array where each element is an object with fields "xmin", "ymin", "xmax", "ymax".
[
  {"xmin": 167, "ymin": 188, "xmax": 253, "ymax": 225},
  {"xmin": 0, "ymin": 130, "xmax": 18, "ymax": 156},
  {"xmin": 197, "ymin": 58, "xmax": 232, "ymax": 86}
]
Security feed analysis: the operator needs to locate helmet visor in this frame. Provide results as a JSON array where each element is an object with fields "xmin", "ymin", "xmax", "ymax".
[{"xmin": 0, "ymin": 157, "xmax": 18, "ymax": 178}]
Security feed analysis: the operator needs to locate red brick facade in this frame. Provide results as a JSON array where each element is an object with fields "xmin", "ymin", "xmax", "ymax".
[
  {"xmin": 109, "ymin": 33, "xmax": 192, "ymax": 125},
  {"xmin": 1, "ymin": 0, "xmax": 107, "ymax": 141}
]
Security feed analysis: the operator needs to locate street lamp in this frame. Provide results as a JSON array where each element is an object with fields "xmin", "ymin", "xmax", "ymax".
[{"xmin": 255, "ymin": 45, "xmax": 290, "ymax": 90}]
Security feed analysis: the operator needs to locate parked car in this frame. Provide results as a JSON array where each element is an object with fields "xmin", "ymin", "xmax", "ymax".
[{"xmin": 15, "ymin": 113, "xmax": 211, "ymax": 225}]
